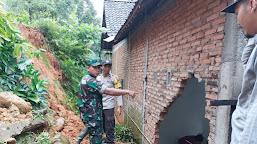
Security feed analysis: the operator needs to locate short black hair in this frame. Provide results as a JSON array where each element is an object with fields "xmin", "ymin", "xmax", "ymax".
[{"xmin": 195, "ymin": 134, "xmax": 204, "ymax": 142}]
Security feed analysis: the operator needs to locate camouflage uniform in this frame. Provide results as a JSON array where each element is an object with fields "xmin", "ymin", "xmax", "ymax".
[{"xmin": 78, "ymin": 72, "xmax": 107, "ymax": 144}]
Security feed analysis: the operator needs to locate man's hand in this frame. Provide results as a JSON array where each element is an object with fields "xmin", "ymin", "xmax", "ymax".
[
  {"xmin": 128, "ymin": 90, "xmax": 138, "ymax": 98},
  {"xmin": 117, "ymin": 106, "xmax": 122, "ymax": 116}
]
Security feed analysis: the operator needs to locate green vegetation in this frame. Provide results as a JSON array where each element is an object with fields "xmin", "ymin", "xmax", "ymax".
[
  {"xmin": 41, "ymin": 54, "xmax": 50, "ymax": 69},
  {"xmin": 0, "ymin": 5, "xmax": 48, "ymax": 108},
  {"xmin": 5, "ymin": 0, "xmax": 106, "ymax": 114},
  {"xmin": 114, "ymin": 124, "xmax": 139, "ymax": 144},
  {"xmin": 16, "ymin": 132, "xmax": 50, "ymax": 144},
  {"xmin": 6, "ymin": 0, "xmax": 100, "ymax": 25}
]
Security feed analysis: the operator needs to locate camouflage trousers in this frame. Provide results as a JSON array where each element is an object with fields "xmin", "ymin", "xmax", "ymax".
[
  {"xmin": 76, "ymin": 123, "xmax": 103, "ymax": 144},
  {"xmin": 89, "ymin": 125, "xmax": 103, "ymax": 144}
]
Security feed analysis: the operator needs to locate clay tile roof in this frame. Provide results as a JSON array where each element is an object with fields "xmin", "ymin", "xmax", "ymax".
[{"xmin": 103, "ymin": 0, "xmax": 135, "ymax": 37}]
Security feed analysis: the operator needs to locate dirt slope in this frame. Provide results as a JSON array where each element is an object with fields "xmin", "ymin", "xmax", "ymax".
[{"xmin": 16, "ymin": 24, "xmax": 89, "ymax": 143}]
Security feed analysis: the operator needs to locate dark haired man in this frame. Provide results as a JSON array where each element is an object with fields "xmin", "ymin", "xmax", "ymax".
[
  {"xmin": 74, "ymin": 59, "xmax": 137, "ymax": 144},
  {"xmin": 222, "ymin": 0, "xmax": 257, "ymax": 143},
  {"xmin": 96, "ymin": 59, "xmax": 123, "ymax": 144}
]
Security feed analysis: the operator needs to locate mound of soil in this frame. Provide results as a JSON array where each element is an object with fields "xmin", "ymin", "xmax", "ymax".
[
  {"xmin": 16, "ymin": 24, "xmax": 127, "ymax": 144},
  {"xmin": 16, "ymin": 24, "xmax": 89, "ymax": 143}
]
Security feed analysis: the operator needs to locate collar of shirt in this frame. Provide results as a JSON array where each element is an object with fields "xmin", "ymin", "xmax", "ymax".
[{"xmin": 86, "ymin": 71, "xmax": 96, "ymax": 78}]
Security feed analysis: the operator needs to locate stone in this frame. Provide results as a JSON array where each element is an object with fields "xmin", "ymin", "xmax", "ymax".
[
  {"xmin": 55, "ymin": 117, "xmax": 65, "ymax": 131},
  {"xmin": 0, "ymin": 120, "xmax": 30, "ymax": 142},
  {"xmin": 5, "ymin": 138, "xmax": 16, "ymax": 144},
  {"xmin": 0, "ymin": 92, "xmax": 32, "ymax": 113},
  {"xmin": 23, "ymin": 118, "xmax": 48, "ymax": 133},
  {"xmin": 32, "ymin": 109, "xmax": 48, "ymax": 116},
  {"xmin": 0, "ymin": 118, "xmax": 48, "ymax": 142},
  {"xmin": 51, "ymin": 134, "xmax": 70, "ymax": 144}
]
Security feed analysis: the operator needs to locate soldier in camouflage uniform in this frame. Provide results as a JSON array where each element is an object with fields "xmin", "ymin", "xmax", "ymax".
[{"xmin": 75, "ymin": 59, "xmax": 137, "ymax": 144}]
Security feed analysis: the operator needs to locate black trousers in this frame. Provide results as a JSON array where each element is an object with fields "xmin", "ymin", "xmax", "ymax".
[{"xmin": 103, "ymin": 108, "xmax": 115, "ymax": 144}]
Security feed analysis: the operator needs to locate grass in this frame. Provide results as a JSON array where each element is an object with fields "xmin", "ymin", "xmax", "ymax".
[
  {"xmin": 16, "ymin": 132, "xmax": 50, "ymax": 144},
  {"xmin": 114, "ymin": 124, "xmax": 139, "ymax": 144},
  {"xmin": 41, "ymin": 54, "xmax": 50, "ymax": 69}
]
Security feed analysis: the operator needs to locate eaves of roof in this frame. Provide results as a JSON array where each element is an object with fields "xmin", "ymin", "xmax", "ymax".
[{"xmin": 114, "ymin": 0, "xmax": 161, "ymax": 44}]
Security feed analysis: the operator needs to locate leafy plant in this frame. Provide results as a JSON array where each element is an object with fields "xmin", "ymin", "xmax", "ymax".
[
  {"xmin": 32, "ymin": 112, "xmax": 45, "ymax": 120},
  {"xmin": 34, "ymin": 132, "xmax": 50, "ymax": 144},
  {"xmin": 6, "ymin": 0, "xmax": 100, "ymax": 25},
  {"xmin": 31, "ymin": 17, "xmax": 105, "ymax": 114},
  {"xmin": 15, "ymin": 10, "xmax": 30, "ymax": 25},
  {"xmin": 16, "ymin": 132, "xmax": 50, "ymax": 144},
  {"xmin": 114, "ymin": 124, "xmax": 139, "ymax": 144},
  {"xmin": 0, "ymin": 7, "xmax": 48, "ymax": 108},
  {"xmin": 5, "ymin": 0, "xmax": 106, "ymax": 114}
]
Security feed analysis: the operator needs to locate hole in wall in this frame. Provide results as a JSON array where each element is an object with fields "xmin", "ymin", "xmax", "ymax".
[{"xmin": 158, "ymin": 78, "xmax": 210, "ymax": 144}]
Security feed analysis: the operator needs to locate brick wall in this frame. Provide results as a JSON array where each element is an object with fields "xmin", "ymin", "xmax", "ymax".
[
  {"xmin": 112, "ymin": 0, "xmax": 227, "ymax": 143},
  {"xmin": 112, "ymin": 39, "xmax": 127, "ymax": 83},
  {"xmin": 112, "ymin": 39, "xmax": 127, "ymax": 124}
]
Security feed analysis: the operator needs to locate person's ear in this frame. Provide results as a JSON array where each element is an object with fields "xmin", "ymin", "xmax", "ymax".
[{"xmin": 250, "ymin": 0, "xmax": 257, "ymax": 13}]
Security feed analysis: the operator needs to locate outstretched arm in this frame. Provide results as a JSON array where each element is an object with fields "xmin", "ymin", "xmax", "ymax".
[{"xmin": 103, "ymin": 88, "xmax": 137, "ymax": 98}]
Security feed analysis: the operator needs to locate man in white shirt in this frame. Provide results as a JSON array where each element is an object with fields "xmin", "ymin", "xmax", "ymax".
[
  {"xmin": 222, "ymin": 0, "xmax": 257, "ymax": 143},
  {"xmin": 96, "ymin": 59, "xmax": 123, "ymax": 144}
]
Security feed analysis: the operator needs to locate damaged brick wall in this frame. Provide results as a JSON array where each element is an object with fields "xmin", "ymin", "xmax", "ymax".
[
  {"xmin": 112, "ymin": 0, "xmax": 227, "ymax": 143},
  {"xmin": 112, "ymin": 39, "xmax": 128, "ymax": 124}
]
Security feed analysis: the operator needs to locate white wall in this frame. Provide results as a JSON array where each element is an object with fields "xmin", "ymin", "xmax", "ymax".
[{"xmin": 158, "ymin": 78, "xmax": 209, "ymax": 144}]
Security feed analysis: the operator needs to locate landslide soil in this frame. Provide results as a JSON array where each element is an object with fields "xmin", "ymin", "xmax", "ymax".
[
  {"xmin": 16, "ymin": 24, "xmax": 127, "ymax": 144},
  {"xmin": 16, "ymin": 24, "xmax": 89, "ymax": 143}
]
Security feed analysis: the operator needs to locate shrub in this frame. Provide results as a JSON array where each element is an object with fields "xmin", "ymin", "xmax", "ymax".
[
  {"xmin": 0, "ymin": 8, "xmax": 48, "ymax": 108},
  {"xmin": 114, "ymin": 124, "xmax": 138, "ymax": 144},
  {"xmin": 16, "ymin": 132, "xmax": 50, "ymax": 144}
]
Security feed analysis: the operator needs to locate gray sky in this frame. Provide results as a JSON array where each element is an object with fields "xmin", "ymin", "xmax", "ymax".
[{"xmin": 91, "ymin": 0, "xmax": 104, "ymax": 21}]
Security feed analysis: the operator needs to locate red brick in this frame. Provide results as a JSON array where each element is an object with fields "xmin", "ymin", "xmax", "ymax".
[
  {"xmin": 173, "ymin": 41, "xmax": 179, "ymax": 46},
  {"xmin": 191, "ymin": 41, "xmax": 201, "ymax": 47},
  {"xmin": 176, "ymin": 35, "xmax": 183, "ymax": 41},
  {"xmin": 206, "ymin": 93, "xmax": 217, "ymax": 100},
  {"xmin": 207, "ymin": 13, "xmax": 219, "ymax": 22},
  {"xmin": 209, "ymin": 50, "xmax": 222, "ymax": 56},
  {"xmin": 213, "ymin": 3, "xmax": 228, "ymax": 13},
  {"xmin": 182, "ymin": 55, "xmax": 190, "ymax": 60},
  {"xmin": 200, "ymin": 53, "xmax": 209, "ymax": 58},
  {"xmin": 207, "ymin": 0, "xmax": 220, "ymax": 10},
  {"xmin": 202, "ymin": 23, "xmax": 211, "ymax": 31},
  {"xmin": 183, "ymin": 32, "xmax": 191, "ymax": 38},
  {"xmin": 201, "ymin": 38, "xmax": 210, "ymax": 44},
  {"xmin": 180, "ymin": 50, "xmax": 187, "ymax": 55},
  {"xmin": 188, "ymin": 35, "xmax": 197, "ymax": 42},
  {"xmin": 211, "ymin": 34, "xmax": 224, "ymax": 41},
  {"xmin": 192, "ymin": 27, "xmax": 202, "ymax": 34},
  {"xmin": 212, "ymin": 17, "xmax": 225, "ymax": 26},
  {"xmin": 190, "ymin": 54, "xmax": 200, "ymax": 59},
  {"xmin": 203, "ymin": 43, "xmax": 215, "ymax": 50},
  {"xmin": 187, "ymin": 48, "xmax": 197, "ymax": 54},
  {"xmin": 196, "ymin": 32, "xmax": 204, "ymax": 39},
  {"xmin": 217, "ymin": 26, "xmax": 224, "ymax": 32},
  {"xmin": 180, "ymin": 39, "xmax": 187, "ymax": 44},
  {"xmin": 205, "ymin": 28, "xmax": 217, "ymax": 36},
  {"xmin": 215, "ymin": 57, "xmax": 221, "ymax": 63},
  {"xmin": 187, "ymin": 61, "xmax": 195, "ymax": 66},
  {"xmin": 200, "ymin": 59, "xmax": 211, "ymax": 64},
  {"xmin": 183, "ymin": 43, "xmax": 191, "ymax": 49},
  {"xmin": 175, "ymin": 56, "xmax": 181, "ymax": 61}
]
